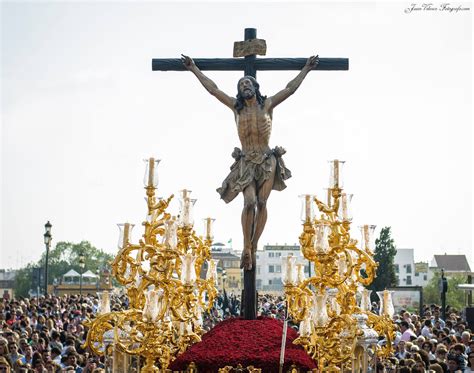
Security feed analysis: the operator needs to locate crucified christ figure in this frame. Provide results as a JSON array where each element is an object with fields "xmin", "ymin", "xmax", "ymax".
[{"xmin": 182, "ymin": 54, "xmax": 319, "ymax": 271}]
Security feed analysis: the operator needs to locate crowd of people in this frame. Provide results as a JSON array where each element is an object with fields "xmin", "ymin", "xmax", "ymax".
[
  {"xmin": 1, "ymin": 292, "xmax": 473, "ymax": 372},
  {"xmin": 381, "ymin": 305, "xmax": 474, "ymax": 373}
]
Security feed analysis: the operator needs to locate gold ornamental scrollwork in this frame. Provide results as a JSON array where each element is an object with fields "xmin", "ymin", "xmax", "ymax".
[
  {"xmin": 286, "ymin": 161, "xmax": 394, "ymax": 371},
  {"xmin": 83, "ymin": 158, "xmax": 218, "ymax": 372}
]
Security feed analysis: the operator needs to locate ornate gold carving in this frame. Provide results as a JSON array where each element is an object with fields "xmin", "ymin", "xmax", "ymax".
[
  {"xmin": 83, "ymin": 171, "xmax": 217, "ymax": 372},
  {"xmin": 285, "ymin": 170, "xmax": 394, "ymax": 371}
]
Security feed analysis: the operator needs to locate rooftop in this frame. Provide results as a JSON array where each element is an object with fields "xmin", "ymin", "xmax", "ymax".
[{"xmin": 432, "ymin": 254, "xmax": 471, "ymax": 272}]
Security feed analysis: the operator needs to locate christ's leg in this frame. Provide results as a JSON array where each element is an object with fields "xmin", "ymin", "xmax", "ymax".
[
  {"xmin": 251, "ymin": 156, "xmax": 277, "ymax": 252},
  {"xmin": 240, "ymin": 182, "xmax": 257, "ymax": 270}
]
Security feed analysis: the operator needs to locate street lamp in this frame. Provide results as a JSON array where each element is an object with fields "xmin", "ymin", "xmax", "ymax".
[
  {"xmin": 43, "ymin": 221, "xmax": 52, "ymax": 296},
  {"xmin": 79, "ymin": 251, "xmax": 86, "ymax": 296}
]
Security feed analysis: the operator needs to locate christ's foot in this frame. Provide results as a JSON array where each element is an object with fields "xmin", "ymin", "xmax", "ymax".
[{"xmin": 240, "ymin": 249, "xmax": 252, "ymax": 271}]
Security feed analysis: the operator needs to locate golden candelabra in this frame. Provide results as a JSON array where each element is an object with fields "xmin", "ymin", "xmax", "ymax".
[
  {"xmin": 284, "ymin": 160, "xmax": 395, "ymax": 372},
  {"xmin": 84, "ymin": 158, "xmax": 218, "ymax": 372}
]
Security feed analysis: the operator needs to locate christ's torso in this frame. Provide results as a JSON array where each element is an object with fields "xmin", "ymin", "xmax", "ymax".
[{"xmin": 236, "ymin": 105, "xmax": 272, "ymax": 153}]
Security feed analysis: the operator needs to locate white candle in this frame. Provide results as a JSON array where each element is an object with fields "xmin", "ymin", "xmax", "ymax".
[
  {"xmin": 341, "ymin": 194, "xmax": 348, "ymax": 219},
  {"xmin": 99, "ymin": 291, "xmax": 110, "ymax": 315},
  {"xmin": 123, "ymin": 223, "xmax": 130, "ymax": 248},
  {"xmin": 147, "ymin": 157, "xmax": 155, "ymax": 187},
  {"xmin": 205, "ymin": 217, "xmax": 214, "ymax": 240},
  {"xmin": 283, "ymin": 255, "xmax": 296, "ymax": 285},
  {"xmin": 183, "ymin": 198, "xmax": 190, "ymax": 225},
  {"xmin": 164, "ymin": 219, "xmax": 177, "ymax": 249},
  {"xmin": 180, "ymin": 253, "xmax": 196, "ymax": 284},
  {"xmin": 363, "ymin": 225, "xmax": 369, "ymax": 250},
  {"xmin": 296, "ymin": 264, "xmax": 305, "ymax": 284},
  {"xmin": 305, "ymin": 195, "xmax": 311, "ymax": 221}
]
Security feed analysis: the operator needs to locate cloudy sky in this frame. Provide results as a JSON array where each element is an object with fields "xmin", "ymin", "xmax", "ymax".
[{"xmin": 1, "ymin": 1, "xmax": 472, "ymax": 270}]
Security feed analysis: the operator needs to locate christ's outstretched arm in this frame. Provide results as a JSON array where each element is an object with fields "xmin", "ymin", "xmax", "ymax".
[
  {"xmin": 268, "ymin": 55, "xmax": 319, "ymax": 110},
  {"xmin": 182, "ymin": 54, "xmax": 236, "ymax": 110}
]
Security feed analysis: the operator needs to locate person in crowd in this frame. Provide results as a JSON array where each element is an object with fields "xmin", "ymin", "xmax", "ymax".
[
  {"xmin": 465, "ymin": 351, "xmax": 474, "ymax": 373},
  {"xmin": 401, "ymin": 320, "xmax": 418, "ymax": 342}
]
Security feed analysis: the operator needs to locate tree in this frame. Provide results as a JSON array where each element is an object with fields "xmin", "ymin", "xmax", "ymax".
[
  {"xmin": 14, "ymin": 241, "xmax": 114, "ymax": 297},
  {"xmin": 423, "ymin": 271, "xmax": 467, "ymax": 311},
  {"xmin": 368, "ymin": 227, "xmax": 398, "ymax": 294}
]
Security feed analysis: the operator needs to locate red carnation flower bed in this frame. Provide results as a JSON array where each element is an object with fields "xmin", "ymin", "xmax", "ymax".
[{"xmin": 169, "ymin": 317, "xmax": 316, "ymax": 372}]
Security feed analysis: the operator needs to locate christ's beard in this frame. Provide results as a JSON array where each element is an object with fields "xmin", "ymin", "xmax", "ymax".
[{"xmin": 242, "ymin": 88, "xmax": 255, "ymax": 99}]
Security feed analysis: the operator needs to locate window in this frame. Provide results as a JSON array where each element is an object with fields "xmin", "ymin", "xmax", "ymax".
[
  {"xmin": 394, "ymin": 264, "xmax": 399, "ymax": 273},
  {"xmin": 269, "ymin": 252, "xmax": 275, "ymax": 258},
  {"xmin": 406, "ymin": 264, "xmax": 412, "ymax": 274},
  {"xmin": 423, "ymin": 275, "xmax": 427, "ymax": 281},
  {"xmin": 276, "ymin": 265, "xmax": 281, "ymax": 273},
  {"xmin": 276, "ymin": 252, "xmax": 282, "ymax": 257},
  {"xmin": 406, "ymin": 275, "xmax": 412, "ymax": 285},
  {"xmin": 257, "ymin": 266, "xmax": 261, "ymax": 275},
  {"xmin": 269, "ymin": 265, "xmax": 275, "ymax": 273}
]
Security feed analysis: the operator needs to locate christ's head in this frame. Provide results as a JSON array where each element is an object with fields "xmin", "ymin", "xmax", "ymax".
[
  {"xmin": 235, "ymin": 76, "xmax": 266, "ymax": 113},
  {"xmin": 238, "ymin": 76, "xmax": 257, "ymax": 99}
]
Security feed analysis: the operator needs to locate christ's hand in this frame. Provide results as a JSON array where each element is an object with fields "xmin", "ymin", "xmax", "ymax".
[
  {"xmin": 181, "ymin": 54, "xmax": 195, "ymax": 70},
  {"xmin": 306, "ymin": 55, "xmax": 319, "ymax": 68}
]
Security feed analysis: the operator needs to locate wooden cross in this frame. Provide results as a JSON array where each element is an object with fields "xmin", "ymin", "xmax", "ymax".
[
  {"xmin": 152, "ymin": 28, "xmax": 348, "ymax": 78},
  {"xmin": 152, "ymin": 28, "xmax": 349, "ymax": 320}
]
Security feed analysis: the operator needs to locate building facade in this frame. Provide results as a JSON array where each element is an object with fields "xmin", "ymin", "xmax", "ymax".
[
  {"xmin": 394, "ymin": 248, "xmax": 415, "ymax": 286},
  {"xmin": 0, "ymin": 270, "xmax": 16, "ymax": 299},
  {"xmin": 256, "ymin": 244, "xmax": 311, "ymax": 292},
  {"xmin": 210, "ymin": 243, "xmax": 242, "ymax": 294}
]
